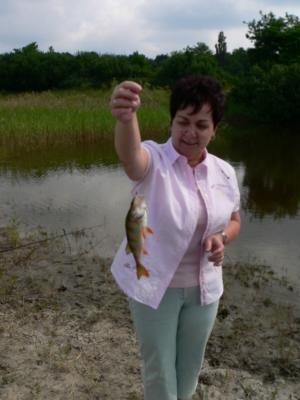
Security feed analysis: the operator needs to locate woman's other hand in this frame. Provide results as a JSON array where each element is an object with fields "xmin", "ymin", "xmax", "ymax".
[
  {"xmin": 110, "ymin": 81, "xmax": 142, "ymax": 123},
  {"xmin": 204, "ymin": 233, "xmax": 225, "ymax": 266}
]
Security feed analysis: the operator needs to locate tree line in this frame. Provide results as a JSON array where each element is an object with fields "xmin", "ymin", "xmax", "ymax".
[{"xmin": 0, "ymin": 11, "xmax": 300, "ymax": 125}]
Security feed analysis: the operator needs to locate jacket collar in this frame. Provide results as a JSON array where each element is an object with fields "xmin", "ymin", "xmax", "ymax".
[{"xmin": 163, "ymin": 137, "xmax": 209, "ymax": 168}]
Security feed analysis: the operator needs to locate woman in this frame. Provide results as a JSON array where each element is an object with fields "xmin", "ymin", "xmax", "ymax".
[{"xmin": 110, "ymin": 75, "xmax": 241, "ymax": 400}]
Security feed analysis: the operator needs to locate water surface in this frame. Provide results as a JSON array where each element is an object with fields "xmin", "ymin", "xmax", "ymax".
[{"xmin": 0, "ymin": 129, "xmax": 299, "ymax": 288}]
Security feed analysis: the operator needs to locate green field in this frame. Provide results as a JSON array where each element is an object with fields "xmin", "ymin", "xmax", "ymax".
[{"xmin": 0, "ymin": 88, "xmax": 170, "ymax": 151}]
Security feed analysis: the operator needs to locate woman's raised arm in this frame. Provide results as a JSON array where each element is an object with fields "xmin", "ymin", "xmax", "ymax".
[{"xmin": 110, "ymin": 81, "xmax": 149, "ymax": 181}]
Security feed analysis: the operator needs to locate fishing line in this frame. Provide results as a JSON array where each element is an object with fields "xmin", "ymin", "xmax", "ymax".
[{"xmin": 0, "ymin": 223, "xmax": 104, "ymax": 254}]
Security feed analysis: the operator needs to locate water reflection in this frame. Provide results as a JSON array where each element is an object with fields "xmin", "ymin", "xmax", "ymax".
[
  {"xmin": 0, "ymin": 163, "xmax": 131, "ymax": 258},
  {"xmin": 2, "ymin": 128, "xmax": 300, "ymax": 220},
  {"xmin": 0, "ymin": 128, "xmax": 299, "ymax": 285},
  {"xmin": 211, "ymin": 126, "xmax": 300, "ymax": 218},
  {"xmin": 0, "ymin": 139, "xmax": 119, "ymax": 178}
]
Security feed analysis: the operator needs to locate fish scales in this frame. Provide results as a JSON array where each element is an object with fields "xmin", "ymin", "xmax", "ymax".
[{"xmin": 125, "ymin": 195, "xmax": 153, "ymax": 279}]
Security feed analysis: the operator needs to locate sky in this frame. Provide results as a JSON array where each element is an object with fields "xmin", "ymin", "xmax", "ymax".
[{"xmin": 0, "ymin": 0, "xmax": 300, "ymax": 58}]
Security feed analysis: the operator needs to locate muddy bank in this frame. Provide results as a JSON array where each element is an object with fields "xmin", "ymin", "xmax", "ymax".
[{"xmin": 0, "ymin": 231, "xmax": 299, "ymax": 399}]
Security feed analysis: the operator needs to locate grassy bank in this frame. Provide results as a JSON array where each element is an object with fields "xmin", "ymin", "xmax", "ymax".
[{"xmin": 0, "ymin": 88, "xmax": 170, "ymax": 151}]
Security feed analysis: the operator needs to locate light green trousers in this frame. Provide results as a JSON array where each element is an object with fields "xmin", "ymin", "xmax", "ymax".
[{"xmin": 129, "ymin": 286, "xmax": 219, "ymax": 400}]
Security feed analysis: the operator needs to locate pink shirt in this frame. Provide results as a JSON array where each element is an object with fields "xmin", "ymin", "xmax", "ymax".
[
  {"xmin": 111, "ymin": 138, "xmax": 240, "ymax": 309},
  {"xmin": 168, "ymin": 188, "xmax": 206, "ymax": 288}
]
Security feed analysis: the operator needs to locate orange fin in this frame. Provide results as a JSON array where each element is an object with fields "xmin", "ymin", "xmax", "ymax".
[
  {"xmin": 142, "ymin": 247, "xmax": 148, "ymax": 256},
  {"xmin": 146, "ymin": 226, "xmax": 154, "ymax": 234},
  {"xmin": 142, "ymin": 226, "xmax": 154, "ymax": 239},
  {"xmin": 136, "ymin": 262, "xmax": 150, "ymax": 279}
]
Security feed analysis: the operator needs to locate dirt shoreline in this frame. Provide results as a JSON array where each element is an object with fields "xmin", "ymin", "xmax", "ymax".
[{"xmin": 0, "ymin": 232, "xmax": 299, "ymax": 400}]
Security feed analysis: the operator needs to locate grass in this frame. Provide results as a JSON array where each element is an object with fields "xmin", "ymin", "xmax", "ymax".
[{"xmin": 0, "ymin": 87, "xmax": 170, "ymax": 151}]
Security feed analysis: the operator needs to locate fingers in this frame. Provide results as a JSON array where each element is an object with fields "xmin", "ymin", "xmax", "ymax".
[
  {"xmin": 110, "ymin": 81, "xmax": 142, "ymax": 122},
  {"xmin": 204, "ymin": 234, "xmax": 223, "ymax": 252},
  {"xmin": 208, "ymin": 251, "xmax": 225, "ymax": 266},
  {"xmin": 117, "ymin": 80, "xmax": 142, "ymax": 94},
  {"xmin": 205, "ymin": 233, "xmax": 225, "ymax": 266}
]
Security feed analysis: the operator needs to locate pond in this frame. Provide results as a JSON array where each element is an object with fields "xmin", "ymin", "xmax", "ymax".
[{"xmin": 0, "ymin": 127, "xmax": 299, "ymax": 289}]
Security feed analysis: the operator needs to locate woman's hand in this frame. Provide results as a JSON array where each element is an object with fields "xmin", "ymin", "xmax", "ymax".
[
  {"xmin": 112, "ymin": 80, "xmax": 148, "ymax": 181},
  {"xmin": 204, "ymin": 233, "xmax": 225, "ymax": 266},
  {"xmin": 110, "ymin": 81, "xmax": 142, "ymax": 123}
]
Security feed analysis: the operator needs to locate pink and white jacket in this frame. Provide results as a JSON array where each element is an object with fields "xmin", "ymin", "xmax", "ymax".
[{"xmin": 111, "ymin": 138, "xmax": 240, "ymax": 309}]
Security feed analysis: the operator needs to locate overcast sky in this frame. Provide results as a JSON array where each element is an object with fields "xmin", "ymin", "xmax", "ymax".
[{"xmin": 0, "ymin": 0, "xmax": 300, "ymax": 58}]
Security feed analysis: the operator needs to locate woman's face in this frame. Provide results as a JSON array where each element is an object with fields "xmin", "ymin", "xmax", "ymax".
[{"xmin": 170, "ymin": 104, "xmax": 216, "ymax": 166}]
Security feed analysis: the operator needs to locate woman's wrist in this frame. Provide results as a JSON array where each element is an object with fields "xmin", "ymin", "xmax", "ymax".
[{"xmin": 221, "ymin": 230, "xmax": 229, "ymax": 245}]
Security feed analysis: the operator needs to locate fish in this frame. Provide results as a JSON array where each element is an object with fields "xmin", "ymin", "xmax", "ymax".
[{"xmin": 125, "ymin": 195, "xmax": 154, "ymax": 279}]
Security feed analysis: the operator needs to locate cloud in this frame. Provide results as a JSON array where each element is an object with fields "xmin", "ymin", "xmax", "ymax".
[
  {"xmin": 0, "ymin": 0, "xmax": 149, "ymax": 55},
  {"xmin": 138, "ymin": 0, "xmax": 255, "ymax": 53},
  {"xmin": 0, "ymin": 0, "xmax": 299, "ymax": 57},
  {"xmin": 0, "ymin": 0, "xmax": 67, "ymax": 51},
  {"xmin": 54, "ymin": 0, "xmax": 149, "ymax": 55},
  {"xmin": 251, "ymin": 0, "xmax": 300, "ymax": 18},
  {"xmin": 260, "ymin": 0, "xmax": 300, "ymax": 5},
  {"xmin": 141, "ymin": 0, "xmax": 244, "ymax": 31}
]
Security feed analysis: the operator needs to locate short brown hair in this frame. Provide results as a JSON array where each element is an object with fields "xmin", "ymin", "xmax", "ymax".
[{"xmin": 170, "ymin": 75, "xmax": 226, "ymax": 127}]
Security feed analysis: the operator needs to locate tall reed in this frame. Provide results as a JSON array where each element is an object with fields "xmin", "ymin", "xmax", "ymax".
[{"xmin": 0, "ymin": 87, "xmax": 170, "ymax": 152}]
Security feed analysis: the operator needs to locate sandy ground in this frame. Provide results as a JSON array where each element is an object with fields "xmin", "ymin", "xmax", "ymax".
[{"xmin": 0, "ymin": 228, "xmax": 299, "ymax": 400}]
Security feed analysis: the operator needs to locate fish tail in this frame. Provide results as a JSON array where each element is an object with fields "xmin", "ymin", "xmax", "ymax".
[{"xmin": 136, "ymin": 261, "xmax": 150, "ymax": 279}]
